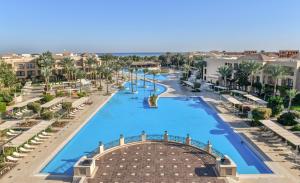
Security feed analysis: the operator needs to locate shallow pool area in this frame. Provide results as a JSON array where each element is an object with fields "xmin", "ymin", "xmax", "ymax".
[{"xmin": 41, "ymin": 80, "xmax": 272, "ymax": 175}]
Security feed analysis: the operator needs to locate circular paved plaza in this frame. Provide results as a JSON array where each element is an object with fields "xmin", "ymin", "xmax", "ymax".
[{"xmin": 88, "ymin": 142, "xmax": 225, "ymax": 183}]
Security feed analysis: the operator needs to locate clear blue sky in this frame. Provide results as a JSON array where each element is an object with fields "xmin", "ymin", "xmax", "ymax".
[{"xmin": 0, "ymin": 0, "xmax": 300, "ymax": 53}]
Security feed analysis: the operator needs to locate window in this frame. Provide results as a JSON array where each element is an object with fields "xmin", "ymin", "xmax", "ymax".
[
  {"xmin": 27, "ymin": 70, "xmax": 36, "ymax": 76},
  {"xmin": 27, "ymin": 63, "xmax": 35, "ymax": 69},
  {"xmin": 234, "ymin": 63, "xmax": 238, "ymax": 70},
  {"xmin": 18, "ymin": 64, "xmax": 25, "ymax": 69},
  {"xmin": 204, "ymin": 69, "xmax": 207, "ymax": 74},
  {"xmin": 16, "ymin": 71, "xmax": 25, "ymax": 76},
  {"xmin": 256, "ymin": 76, "xmax": 260, "ymax": 83}
]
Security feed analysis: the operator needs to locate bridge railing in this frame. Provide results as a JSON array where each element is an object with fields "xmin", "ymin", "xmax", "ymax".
[{"xmin": 89, "ymin": 131, "xmax": 225, "ymax": 159}]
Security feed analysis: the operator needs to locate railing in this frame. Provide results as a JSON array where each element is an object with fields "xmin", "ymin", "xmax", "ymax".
[
  {"xmin": 146, "ymin": 134, "xmax": 163, "ymax": 141},
  {"xmin": 124, "ymin": 135, "xmax": 141, "ymax": 144},
  {"xmin": 104, "ymin": 139, "xmax": 119, "ymax": 150},
  {"xmin": 89, "ymin": 132, "xmax": 225, "ymax": 158},
  {"xmin": 191, "ymin": 139, "xmax": 206, "ymax": 149},
  {"xmin": 169, "ymin": 135, "xmax": 186, "ymax": 144}
]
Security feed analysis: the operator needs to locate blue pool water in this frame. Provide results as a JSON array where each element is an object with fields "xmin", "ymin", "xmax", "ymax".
[{"xmin": 42, "ymin": 80, "xmax": 272, "ymax": 175}]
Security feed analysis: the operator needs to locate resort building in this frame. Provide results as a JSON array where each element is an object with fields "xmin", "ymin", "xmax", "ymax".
[
  {"xmin": 0, "ymin": 52, "xmax": 101, "ymax": 81},
  {"xmin": 203, "ymin": 51, "xmax": 300, "ymax": 91},
  {"xmin": 0, "ymin": 54, "xmax": 40, "ymax": 79}
]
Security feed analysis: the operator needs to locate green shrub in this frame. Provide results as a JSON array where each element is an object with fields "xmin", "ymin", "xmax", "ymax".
[
  {"xmin": 41, "ymin": 94, "xmax": 54, "ymax": 103},
  {"xmin": 0, "ymin": 102, "xmax": 6, "ymax": 113},
  {"xmin": 0, "ymin": 93, "xmax": 13, "ymax": 103},
  {"xmin": 251, "ymin": 107, "xmax": 272, "ymax": 126},
  {"xmin": 41, "ymin": 111, "xmax": 54, "ymax": 120},
  {"xmin": 193, "ymin": 82, "xmax": 201, "ymax": 89},
  {"xmin": 291, "ymin": 124, "xmax": 300, "ymax": 131},
  {"xmin": 27, "ymin": 102, "xmax": 41, "ymax": 113},
  {"xmin": 77, "ymin": 92, "xmax": 87, "ymax": 98},
  {"xmin": 277, "ymin": 112, "xmax": 300, "ymax": 126},
  {"xmin": 292, "ymin": 93, "xmax": 300, "ymax": 106},
  {"xmin": 62, "ymin": 102, "xmax": 72, "ymax": 112},
  {"xmin": 149, "ymin": 94, "xmax": 158, "ymax": 107},
  {"xmin": 267, "ymin": 96, "xmax": 284, "ymax": 116},
  {"xmin": 55, "ymin": 91, "xmax": 65, "ymax": 97}
]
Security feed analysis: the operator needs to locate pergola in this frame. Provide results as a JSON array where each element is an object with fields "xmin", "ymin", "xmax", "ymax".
[
  {"xmin": 72, "ymin": 97, "xmax": 89, "ymax": 108},
  {"xmin": 230, "ymin": 90, "xmax": 247, "ymax": 96},
  {"xmin": 6, "ymin": 97, "xmax": 42, "ymax": 112},
  {"xmin": 6, "ymin": 120, "xmax": 55, "ymax": 147},
  {"xmin": 260, "ymin": 120, "xmax": 300, "ymax": 150},
  {"xmin": 222, "ymin": 95, "xmax": 243, "ymax": 112},
  {"xmin": 41, "ymin": 97, "xmax": 65, "ymax": 109},
  {"xmin": 182, "ymin": 81, "xmax": 194, "ymax": 88},
  {"xmin": 243, "ymin": 94, "xmax": 267, "ymax": 106},
  {"xmin": 214, "ymin": 86, "xmax": 228, "ymax": 93}
]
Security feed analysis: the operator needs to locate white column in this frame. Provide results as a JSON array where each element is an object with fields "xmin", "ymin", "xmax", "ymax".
[{"xmin": 119, "ymin": 134, "xmax": 124, "ymax": 146}]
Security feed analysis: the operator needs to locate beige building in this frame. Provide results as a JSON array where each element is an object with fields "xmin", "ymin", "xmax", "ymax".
[
  {"xmin": 203, "ymin": 52, "xmax": 300, "ymax": 91},
  {"xmin": 1, "ymin": 54, "xmax": 39, "ymax": 79},
  {"xmin": 0, "ymin": 52, "xmax": 101, "ymax": 81}
]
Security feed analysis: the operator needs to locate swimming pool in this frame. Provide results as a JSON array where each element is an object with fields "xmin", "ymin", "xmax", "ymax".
[{"xmin": 41, "ymin": 80, "xmax": 272, "ymax": 175}]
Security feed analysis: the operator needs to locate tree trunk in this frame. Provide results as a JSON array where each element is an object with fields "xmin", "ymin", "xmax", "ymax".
[
  {"xmin": 144, "ymin": 74, "xmax": 146, "ymax": 88},
  {"xmin": 153, "ymin": 75, "xmax": 156, "ymax": 91},
  {"xmin": 288, "ymin": 98, "xmax": 292, "ymax": 112},
  {"xmin": 250, "ymin": 74, "xmax": 253, "ymax": 93},
  {"xmin": 130, "ymin": 72, "xmax": 134, "ymax": 93},
  {"xmin": 224, "ymin": 76, "xmax": 227, "ymax": 87},
  {"xmin": 274, "ymin": 79, "xmax": 277, "ymax": 96},
  {"xmin": 106, "ymin": 77, "xmax": 109, "ymax": 94}
]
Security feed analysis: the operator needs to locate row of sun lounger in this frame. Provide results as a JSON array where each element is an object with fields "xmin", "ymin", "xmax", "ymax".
[
  {"xmin": 69, "ymin": 103, "xmax": 86, "ymax": 117},
  {"xmin": 49, "ymin": 103, "xmax": 62, "ymax": 112},
  {"xmin": 6, "ymin": 131, "xmax": 52, "ymax": 162},
  {"xmin": 6, "ymin": 129, "xmax": 22, "ymax": 137},
  {"xmin": 258, "ymin": 128, "xmax": 300, "ymax": 164}
]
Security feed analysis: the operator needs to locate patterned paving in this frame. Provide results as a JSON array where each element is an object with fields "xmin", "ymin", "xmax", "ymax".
[{"xmin": 88, "ymin": 142, "xmax": 225, "ymax": 183}]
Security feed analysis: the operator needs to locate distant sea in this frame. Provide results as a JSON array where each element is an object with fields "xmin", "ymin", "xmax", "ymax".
[{"xmin": 97, "ymin": 52, "xmax": 163, "ymax": 57}]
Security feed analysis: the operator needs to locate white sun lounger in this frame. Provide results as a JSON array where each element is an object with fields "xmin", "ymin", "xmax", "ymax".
[
  {"xmin": 24, "ymin": 144, "xmax": 35, "ymax": 149},
  {"xmin": 6, "ymin": 131, "xmax": 17, "ymax": 136},
  {"xmin": 19, "ymin": 147, "xmax": 33, "ymax": 153},
  {"xmin": 42, "ymin": 132, "xmax": 51, "ymax": 136},
  {"xmin": 6, "ymin": 156, "xmax": 19, "ymax": 162},
  {"xmin": 34, "ymin": 137, "xmax": 45, "ymax": 142},
  {"xmin": 15, "ymin": 112, "xmax": 23, "ymax": 116},
  {"xmin": 38, "ymin": 134, "xmax": 49, "ymax": 139},
  {"xmin": 30, "ymin": 140, "xmax": 42, "ymax": 145},
  {"xmin": 9, "ymin": 129, "xmax": 21, "ymax": 134},
  {"xmin": 13, "ymin": 152, "xmax": 26, "ymax": 157}
]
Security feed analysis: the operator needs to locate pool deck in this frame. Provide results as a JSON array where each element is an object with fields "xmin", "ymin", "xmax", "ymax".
[
  {"xmin": 1, "ymin": 86, "xmax": 117, "ymax": 183},
  {"xmin": 1, "ymin": 75, "xmax": 299, "ymax": 183},
  {"xmin": 159, "ymin": 77, "xmax": 300, "ymax": 183}
]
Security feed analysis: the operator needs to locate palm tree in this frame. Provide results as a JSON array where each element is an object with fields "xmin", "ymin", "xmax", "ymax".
[
  {"xmin": 86, "ymin": 57, "xmax": 97, "ymax": 82},
  {"xmin": 150, "ymin": 70, "xmax": 159, "ymax": 92},
  {"xmin": 217, "ymin": 65, "xmax": 232, "ymax": 87},
  {"xmin": 76, "ymin": 69, "xmax": 86, "ymax": 92},
  {"xmin": 96, "ymin": 64, "xmax": 104, "ymax": 90},
  {"xmin": 194, "ymin": 58, "xmax": 206, "ymax": 80},
  {"xmin": 128, "ymin": 68, "xmax": 134, "ymax": 93},
  {"xmin": 287, "ymin": 89, "xmax": 297, "ymax": 112},
  {"xmin": 264, "ymin": 64, "xmax": 288, "ymax": 96},
  {"xmin": 41, "ymin": 67, "xmax": 52, "ymax": 91},
  {"xmin": 60, "ymin": 57, "xmax": 74, "ymax": 82},
  {"xmin": 36, "ymin": 51, "xmax": 54, "ymax": 91},
  {"xmin": 182, "ymin": 64, "xmax": 190, "ymax": 80},
  {"xmin": 242, "ymin": 61, "xmax": 263, "ymax": 93},
  {"xmin": 103, "ymin": 66, "xmax": 112, "ymax": 95},
  {"xmin": 142, "ymin": 68, "xmax": 149, "ymax": 88},
  {"xmin": 113, "ymin": 62, "xmax": 121, "ymax": 85}
]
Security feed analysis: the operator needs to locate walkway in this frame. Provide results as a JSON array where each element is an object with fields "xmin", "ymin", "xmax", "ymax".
[
  {"xmin": 0, "ymin": 88, "xmax": 115, "ymax": 183},
  {"xmin": 90, "ymin": 142, "xmax": 225, "ymax": 183}
]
